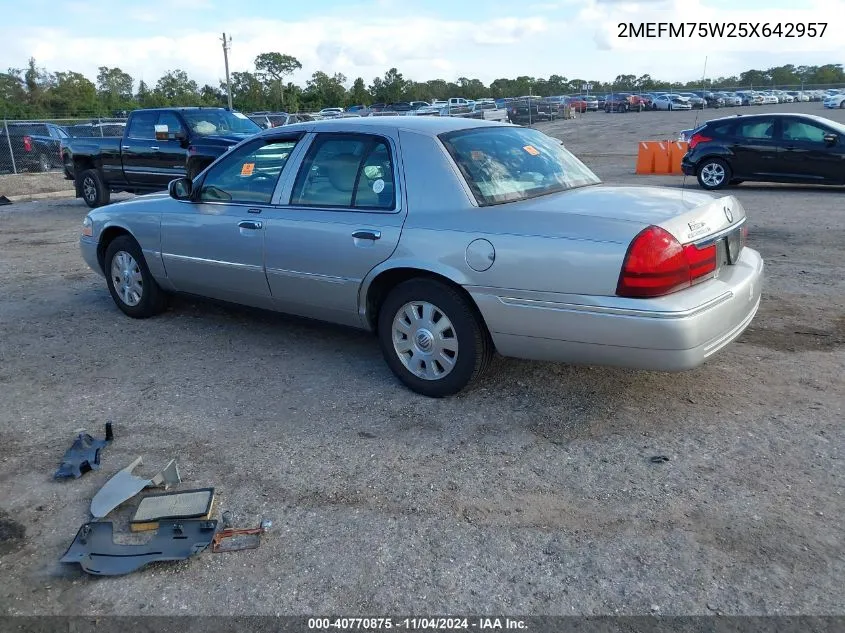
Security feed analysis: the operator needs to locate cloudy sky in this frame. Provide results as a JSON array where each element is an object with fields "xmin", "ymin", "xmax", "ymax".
[{"xmin": 4, "ymin": 0, "xmax": 842, "ymax": 89}]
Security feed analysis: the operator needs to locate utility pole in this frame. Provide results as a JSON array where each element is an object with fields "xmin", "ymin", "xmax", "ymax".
[{"xmin": 221, "ymin": 32, "xmax": 233, "ymax": 110}]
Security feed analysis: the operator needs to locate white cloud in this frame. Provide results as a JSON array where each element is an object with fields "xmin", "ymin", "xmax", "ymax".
[{"xmin": 4, "ymin": 0, "xmax": 844, "ymax": 91}]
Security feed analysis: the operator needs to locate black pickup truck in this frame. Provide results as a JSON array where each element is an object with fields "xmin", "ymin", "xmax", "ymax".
[{"xmin": 64, "ymin": 107, "xmax": 262, "ymax": 207}]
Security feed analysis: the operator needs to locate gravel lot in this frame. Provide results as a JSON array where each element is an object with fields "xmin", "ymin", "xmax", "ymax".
[{"xmin": 0, "ymin": 103, "xmax": 843, "ymax": 617}]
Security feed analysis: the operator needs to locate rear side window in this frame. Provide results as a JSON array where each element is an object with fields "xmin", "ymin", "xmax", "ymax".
[
  {"xmin": 708, "ymin": 121, "xmax": 735, "ymax": 137},
  {"xmin": 289, "ymin": 134, "xmax": 396, "ymax": 211},
  {"xmin": 127, "ymin": 112, "xmax": 159, "ymax": 139},
  {"xmin": 737, "ymin": 119, "xmax": 774, "ymax": 139}
]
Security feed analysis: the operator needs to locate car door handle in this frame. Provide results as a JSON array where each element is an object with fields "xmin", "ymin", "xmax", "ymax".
[
  {"xmin": 238, "ymin": 220, "xmax": 262, "ymax": 230},
  {"xmin": 150, "ymin": 146, "xmax": 159, "ymax": 151},
  {"xmin": 352, "ymin": 230, "xmax": 381, "ymax": 240},
  {"xmin": 122, "ymin": 145, "xmax": 130, "ymax": 150}
]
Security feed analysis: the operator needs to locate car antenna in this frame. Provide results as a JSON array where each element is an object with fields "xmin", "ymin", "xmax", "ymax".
[{"xmin": 682, "ymin": 55, "xmax": 708, "ymax": 195}]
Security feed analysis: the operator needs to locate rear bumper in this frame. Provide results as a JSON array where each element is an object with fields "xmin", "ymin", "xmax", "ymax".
[{"xmin": 469, "ymin": 247, "xmax": 764, "ymax": 372}]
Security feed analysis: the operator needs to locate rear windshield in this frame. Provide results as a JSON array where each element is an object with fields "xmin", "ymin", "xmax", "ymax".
[{"xmin": 439, "ymin": 126, "xmax": 601, "ymax": 206}]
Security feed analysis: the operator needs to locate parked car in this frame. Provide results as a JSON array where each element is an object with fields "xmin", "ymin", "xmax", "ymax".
[
  {"xmin": 0, "ymin": 121, "xmax": 68, "ymax": 173},
  {"xmin": 605, "ymin": 93, "xmax": 646, "ymax": 112},
  {"xmin": 470, "ymin": 100, "xmax": 509, "ymax": 121},
  {"xmin": 506, "ymin": 98, "xmax": 549, "ymax": 124},
  {"xmin": 63, "ymin": 107, "xmax": 263, "ymax": 207},
  {"xmin": 823, "ymin": 93, "xmax": 845, "ymax": 109},
  {"xmin": 786, "ymin": 91, "xmax": 810, "ymax": 102},
  {"xmin": 678, "ymin": 93, "xmax": 706, "ymax": 109},
  {"xmin": 716, "ymin": 92, "xmax": 743, "ymax": 107},
  {"xmin": 682, "ymin": 113, "xmax": 845, "ymax": 190},
  {"xmin": 79, "ymin": 116, "xmax": 763, "ymax": 397},
  {"xmin": 653, "ymin": 94, "xmax": 692, "ymax": 111},
  {"xmin": 319, "ymin": 108, "xmax": 344, "ymax": 118},
  {"xmin": 248, "ymin": 113, "xmax": 295, "ymax": 129}
]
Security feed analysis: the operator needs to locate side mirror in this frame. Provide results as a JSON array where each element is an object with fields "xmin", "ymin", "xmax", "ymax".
[
  {"xmin": 823, "ymin": 133, "xmax": 838, "ymax": 145},
  {"xmin": 168, "ymin": 177, "xmax": 192, "ymax": 200},
  {"xmin": 155, "ymin": 124, "xmax": 169, "ymax": 141}
]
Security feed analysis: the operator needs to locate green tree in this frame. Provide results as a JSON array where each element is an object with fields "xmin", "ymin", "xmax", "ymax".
[
  {"xmin": 153, "ymin": 69, "xmax": 199, "ymax": 105},
  {"xmin": 49, "ymin": 71, "xmax": 97, "ymax": 115},
  {"xmin": 368, "ymin": 68, "xmax": 407, "ymax": 104},
  {"xmin": 227, "ymin": 71, "xmax": 267, "ymax": 112},
  {"xmin": 24, "ymin": 57, "xmax": 52, "ymax": 113},
  {"xmin": 96, "ymin": 66, "xmax": 134, "ymax": 112},
  {"xmin": 0, "ymin": 69, "xmax": 29, "ymax": 117},
  {"xmin": 348, "ymin": 77, "xmax": 369, "ymax": 105},
  {"xmin": 254, "ymin": 52, "xmax": 302, "ymax": 111},
  {"xmin": 303, "ymin": 71, "xmax": 347, "ymax": 109}
]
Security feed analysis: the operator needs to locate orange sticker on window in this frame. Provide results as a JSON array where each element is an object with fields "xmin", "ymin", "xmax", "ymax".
[
  {"xmin": 240, "ymin": 162, "xmax": 255, "ymax": 176},
  {"xmin": 471, "ymin": 150, "xmax": 484, "ymax": 160},
  {"xmin": 523, "ymin": 145, "xmax": 540, "ymax": 156}
]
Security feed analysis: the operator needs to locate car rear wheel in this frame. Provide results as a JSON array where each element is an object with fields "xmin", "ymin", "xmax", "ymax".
[
  {"xmin": 697, "ymin": 158, "xmax": 731, "ymax": 190},
  {"xmin": 79, "ymin": 169, "xmax": 110, "ymax": 208},
  {"xmin": 377, "ymin": 278, "xmax": 493, "ymax": 398},
  {"xmin": 104, "ymin": 235, "xmax": 168, "ymax": 318}
]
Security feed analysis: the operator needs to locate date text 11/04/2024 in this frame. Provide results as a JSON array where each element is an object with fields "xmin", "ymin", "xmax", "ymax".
[
  {"xmin": 618, "ymin": 22, "xmax": 828, "ymax": 38},
  {"xmin": 307, "ymin": 618, "xmax": 527, "ymax": 630}
]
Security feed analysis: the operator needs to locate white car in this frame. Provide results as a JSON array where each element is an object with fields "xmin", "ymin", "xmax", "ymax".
[
  {"xmin": 823, "ymin": 93, "xmax": 845, "ymax": 109},
  {"xmin": 653, "ymin": 94, "xmax": 692, "ymax": 111},
  {"xmin": 786, "ymin": 91, "xmax": 810, "ymax": 102},
  {"xmin": 319, "ymin": 108, "xmax": 344, "ymax": 118},
  {"xmin": 758, "ymin": 92, "xmax": 779, "ymax": 105},
  {"xmin": 717, "ymin": 92, "xmax": 743, "ymax": 106}
]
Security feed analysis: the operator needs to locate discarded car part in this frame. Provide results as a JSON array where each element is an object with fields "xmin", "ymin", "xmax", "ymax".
[
  {"xmin": 60, "ymin": 519, "xmax": 217, "ymax": 576},
  {"xmin": 212, "ymin": 513, "xmax": 272, "ymax": 553},
  {"xmin": 90, "ymin": 456, "xmax": 181, "ymax": 518},
  {"xmin": 650, "ymin": 455, "xmax": 671, "ymax": 464},
  {"xmin": 54, "ymin": 422, "xmax": 114, "ymax": 479},
  {"xmin": 130, "ymin": 487, "xmax": 216, "ymax": 532}
]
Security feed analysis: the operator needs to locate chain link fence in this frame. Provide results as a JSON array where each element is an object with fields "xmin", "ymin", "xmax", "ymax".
[{"xmin": 1, "ymin": 117, "xmax": 127, "ymax": 175}]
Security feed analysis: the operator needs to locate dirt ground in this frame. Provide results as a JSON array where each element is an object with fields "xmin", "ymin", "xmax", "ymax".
[
  {"xmin": 0, "ymin": 103, "xmax": 843, "ymax": 617},
  {"xmin": 0, "ymin": 171, "xmax": 71, "ymax": 199}
]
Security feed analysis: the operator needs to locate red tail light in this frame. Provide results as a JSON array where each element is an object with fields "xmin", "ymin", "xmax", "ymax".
[
  {"xmin": 689, "ymin": 132, "xmax": 712, "ymax": 149},
  {"xmin": 23, "ymin": 136, "xmax": 33, "ymax": 152},
  {"xmin": 617, "ymin": 226, "xmax": 717, "ymax": 298}
]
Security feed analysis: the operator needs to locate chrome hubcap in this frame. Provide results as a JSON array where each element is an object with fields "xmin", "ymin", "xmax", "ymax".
[
  {"xmin": 392, "ymin": 301, "xmax": 458, "ymax": 381},
  {"xmin": 83, "ymin": 177, "xmax": 97, "ymax": 202},
  {"xmin": 111, "ymin": 251, "xmax": 143, "ymax": 307},
  {"xmin": 701, "ymin": 163, "xmax": 725, "ymax": 187}
]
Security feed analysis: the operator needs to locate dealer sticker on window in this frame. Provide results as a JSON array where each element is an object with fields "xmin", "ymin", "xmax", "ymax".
[
  {"xmin": 241, "ymin": 162, "xmax": 255, "ymax": 176},
  {"xmin": 523, "ymin": 145, "xmax": 540, "ymax": 156}
]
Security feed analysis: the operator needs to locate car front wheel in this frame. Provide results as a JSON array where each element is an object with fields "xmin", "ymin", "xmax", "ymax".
[
  {"xmin": 377, "ymin": 278, "xmax": 494, "ymax": 397},
  {"xmin": 697, "ymin": 158, "xmax": 731, "ymax": 190},
  {"xmin": 104, "ymin": 235, "xmax": 168, "ymax": 318}
]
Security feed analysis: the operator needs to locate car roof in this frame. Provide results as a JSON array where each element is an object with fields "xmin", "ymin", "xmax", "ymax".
[
  {"xmin": 703, "ymin": 112, "xmax": 837, "ymax": 125},
  {"xmin": 257, "ymin": 115, "xmax": 513, "ymax": 137}
]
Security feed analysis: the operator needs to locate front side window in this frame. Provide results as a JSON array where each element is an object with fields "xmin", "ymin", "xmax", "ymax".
[
  {"xmin": 290, "ymin": 134, "xmax": 396, "ymax": 210},
  {"xmin": 198, "ymin": 138, "xmax": 299, "ymax": 205},
  {"xmin": 781, "ymin": 120, "xmax": 828, "ymax": 143},
  {"xmin": 439, "ymin": 126, "xmax": 601, "ymax": 206},
  {"xmin": 127, "ymin": 112, "xmax": 159, "ymax": 139}
]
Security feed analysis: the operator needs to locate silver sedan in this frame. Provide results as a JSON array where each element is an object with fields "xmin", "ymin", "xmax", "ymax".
[{"xmin": 80, "ymin": 117, "xmax": 764, "ymax": 397}]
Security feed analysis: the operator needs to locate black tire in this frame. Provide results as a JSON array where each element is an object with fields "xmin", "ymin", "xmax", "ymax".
[
  {"xmin": 377, "ymin": 278, "xmax": 494, "ymax": 398},
  {"xmin": 840, "ymin": 101, "xmax": 845, "ymax": 109},
  {"xmin": 104, "ymin": 235, "xmax": 167, "ymax": 318},
  {"xmin": 668, "ymin": 103, "xmax": 672, "ymax": 111},
  {"xmin": 79, "ymin": 168, "xmax": 110, "ymax": 208},
  {"xmin": 696, "ymin": 157, "xmax": 732, "ymax": 190}
]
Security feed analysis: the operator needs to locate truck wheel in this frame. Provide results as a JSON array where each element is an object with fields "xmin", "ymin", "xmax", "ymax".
[
  {"xmin": 37, "ymin": 153, "xmax": 51, "ymax": 172},
  {"xmin": 79, "ymin": 169, "xmax": 110, "ymax": 208}
]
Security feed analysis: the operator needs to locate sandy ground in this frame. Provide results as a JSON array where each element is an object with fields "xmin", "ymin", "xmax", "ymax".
[{"xmin": 0, "ymin": 103, "xmax": 842, "ymax": 617}]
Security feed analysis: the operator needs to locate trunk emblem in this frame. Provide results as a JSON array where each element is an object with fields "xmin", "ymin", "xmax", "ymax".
[{"xmin": 724, "ymin": 206, "xmax": 733, "ymax": 222}]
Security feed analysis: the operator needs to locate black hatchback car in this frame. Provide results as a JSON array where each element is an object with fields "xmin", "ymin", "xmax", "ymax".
[{"xmin": 682, "ymin": 113, "xmax": 845, "ymax": 190}]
